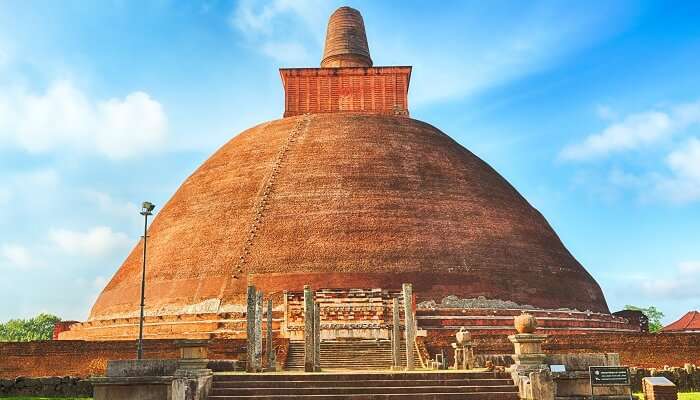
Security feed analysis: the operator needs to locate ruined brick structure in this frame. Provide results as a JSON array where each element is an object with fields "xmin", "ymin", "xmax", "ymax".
[
  {"xmin": 61, "ymin": 6, "xmax": 624, "ymax": 341},
  {"xmin": 283, "ymin": 289, "xmax": 407, "ymax": 340},
  {"xmin": 5, "ymin": 334, "xmax": 700, "ymax": 379}
]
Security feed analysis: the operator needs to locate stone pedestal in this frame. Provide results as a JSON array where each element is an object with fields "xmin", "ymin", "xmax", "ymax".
[
  {"xmin": 452, "ymin": 328, "xmax": 475, "ymax": 370},
  {"xmin": 174, "ymin": 340, "xmax": 210, "ymax": 371},
  {"xmin": 508, "ymin": 327, "xmax": 553, "ymax": 400},
  {"xmin": 173, "ymin": 340, "xmax": 212, "ymax": 400},
  {"xmin": 509, "ymin": 333, "xmax": 548, "ymax": 374}
]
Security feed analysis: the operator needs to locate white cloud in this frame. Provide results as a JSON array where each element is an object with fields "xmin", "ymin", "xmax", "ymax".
[
  {"xmin": 654, "ymin": 137, "xmax": 700, "ymax": 203},
  {"xmin": 230, "ymin": 2, "xmax": 630, "ymax": 105},
  {"xmin": 49, "ymin": 226, "xmax": 131, "ymax": 258},
  {"xmin": 561, "ymin": 110, "xmax": 673, "ymax": 161},
  {"xmin": 260, "ymin": 41, "xmax": 312, "ymax": 65},
  {"xmin": 639, "ymin": 260, "xmax": 700, "ymax": 300},
  {"xmin": 0, "ymin": 244, "xmax": 34, "ymax": 268},
  {"xmin": 0, "ymin": 80, "xmax": 167, "ymax": 159},
  {"xmin": 232, "ymin": 0, "xmax": 325, "ymax": 37},
  {"xmin": 560, "ymin": 101, "xmax": 700, "ymax": 161},
  {"xmin": 230, "ymin": 0, "xmax": 328, "ymax": 66},
  {"xmin": 82, "ymin": 190, "xmax": 138, "ymax": 219}
]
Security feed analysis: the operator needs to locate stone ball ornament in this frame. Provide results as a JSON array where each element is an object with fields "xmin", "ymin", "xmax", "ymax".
[
  {"xmin": 514, "ymin": 312, "xmax": 538, "ymax": 334},
  {"xmin": 455, "ymin": 327, "xmax": 471, "ymax": 345}
]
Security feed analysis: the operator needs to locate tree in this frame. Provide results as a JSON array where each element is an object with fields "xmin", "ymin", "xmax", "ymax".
[
  {"xmin": 624, "ymin": 305, "xmax": 664, "ymax": 333},
  {"xmin": 0, "ymin": 313, "xmax": 61, "ymax": 341}
]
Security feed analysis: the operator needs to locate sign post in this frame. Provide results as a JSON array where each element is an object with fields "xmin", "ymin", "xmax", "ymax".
[{"xmin": 589, "ymin": 366, "xmax": 633, "ymax": 400}]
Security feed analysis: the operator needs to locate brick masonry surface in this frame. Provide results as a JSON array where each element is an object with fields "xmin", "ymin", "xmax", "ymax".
[
  {"xmin": 83, "ymin": 113, "xmax": 610, "ymax": 340},
  {"xmin": 1, "ymin": 334, "xmax": 699, "ymax": 378},
  {"xmin": 0, "ymin": 338, "xmax": 288, "ymax": 379},
  {"xmin": 280, "ymin": 67, "xmax": 411, "ymax": 117}
]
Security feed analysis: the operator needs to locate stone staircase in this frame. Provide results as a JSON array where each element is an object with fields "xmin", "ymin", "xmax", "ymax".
[
  {"xmin": 208, "ymin": 371, "xmax": 519, "ymax": 399},
  {"xmin": 285, "ymin": 340, "xmax": 408, "ymax": 370}
]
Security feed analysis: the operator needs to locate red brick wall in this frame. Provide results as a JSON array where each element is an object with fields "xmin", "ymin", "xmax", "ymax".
[
  {"xmin": 280, "ymin": 67, "xmax": 411, "ymax": 117},
  {"xmin": 423, "ymin": 332, "xmax": 700, "ymax": 369},
  {"xmin": 0, "ymin": 338, "xmax": 287, "ymax": 379},
  {"xmin": 2, "ymin": 334, "xmax": 697, "ymax": 378}
]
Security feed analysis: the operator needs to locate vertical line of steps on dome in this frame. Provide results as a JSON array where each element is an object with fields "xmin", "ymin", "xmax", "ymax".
[
  {"xmin": 208, "ymin": 371, "xmax": 519, "ymax": 399},
  {"xmin": 233, "ymin": 114, "xmax": 312, "ymax": 279},
  {"xmin": 285, "ymin": 340, "xmax": 407, "ymax": 370}
]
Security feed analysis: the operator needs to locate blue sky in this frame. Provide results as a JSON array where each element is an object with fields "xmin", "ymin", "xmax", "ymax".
[{"xmin": 0, "ymin": 0, "xmax": 698, "ymax": 324}]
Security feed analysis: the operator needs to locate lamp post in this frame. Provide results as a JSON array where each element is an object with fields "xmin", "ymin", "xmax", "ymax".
[{"xmin": 137, "ymin": 201, "xmax": 156, "ymax": 360}]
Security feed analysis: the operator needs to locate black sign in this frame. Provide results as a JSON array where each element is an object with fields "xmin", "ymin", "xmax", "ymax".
[{"xmin": 589, "ymin": 366, "xmax": 630, "ymax": 386}]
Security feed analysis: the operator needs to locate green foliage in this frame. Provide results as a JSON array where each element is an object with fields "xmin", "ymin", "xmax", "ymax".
[
  {"xmin": 0, "ymin": 313, "xmax": 61, "ymax": 342},
  {"xmin": 625, "ymin": 305, "xmax": 665, "ymax": 333}
]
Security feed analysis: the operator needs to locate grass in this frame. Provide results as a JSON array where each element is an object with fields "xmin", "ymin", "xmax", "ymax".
[{"xmin": 634, "ymin": 393, "xmax": 700, "ymax": 399}]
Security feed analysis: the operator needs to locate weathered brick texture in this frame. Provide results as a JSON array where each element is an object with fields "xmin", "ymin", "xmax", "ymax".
[
  {"xmin": 280, "ymin": 67, "xmax": 411, "ymax": 117},
  {"xmin": 0, "ymin": 338, "xmax": 288, "ymax": 379},
  {"xmin": 80, "ymin": 114, "xmax": 609, "ymax": 340},
  {"xmin": 2, "ymin": 334, "xmax": 698, "ymax": 378}
]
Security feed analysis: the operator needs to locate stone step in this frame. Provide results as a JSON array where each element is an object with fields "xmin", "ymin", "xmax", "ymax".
[
  {"xmin": 210, "ymin": 372, "xmax": 518, "ymax": 400},
  {"xmin": 213, "ymin": 372, "xmax": 510, "ymax": 381},
  {"xmin": 212, "ymin": 385, "xmax": 518, "ymax": 396},
  {"xmin": 213, "ymin": 379, "xmax": 514, "ymax": 388},
  {"xmin": 208, "ymin": 393, "xmax": 519, "ymax": 399},
  {"xmin": 286, "ymin": 340, "xmax": 412, "ymax": 370}
]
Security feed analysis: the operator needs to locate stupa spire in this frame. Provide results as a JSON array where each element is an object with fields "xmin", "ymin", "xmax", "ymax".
[{"xmin": 321, "ymin": 6, "xmax": 373, "ymax": 68}]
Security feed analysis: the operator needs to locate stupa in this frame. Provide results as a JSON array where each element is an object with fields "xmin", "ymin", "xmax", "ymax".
[{"xmin": 60, "ymin": 7, "xmax": 637, "ymax": 341}]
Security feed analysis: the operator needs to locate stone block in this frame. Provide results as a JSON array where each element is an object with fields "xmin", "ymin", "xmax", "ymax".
[
  {"xmin": 106, "ymin": 360, "xmax": 178, "ymax": 377},
  {"xmin": 643, "ymin": 376, "xmax": 678, "ymax": 400},
  {"xmin": 91, "ymin": 376, "xmax": 174, "ymax": 400}
]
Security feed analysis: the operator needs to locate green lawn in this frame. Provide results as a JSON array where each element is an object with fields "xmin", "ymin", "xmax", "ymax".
[{"xmin": 635, "ymin": 393, "xmax": 700, "ymax": 399}]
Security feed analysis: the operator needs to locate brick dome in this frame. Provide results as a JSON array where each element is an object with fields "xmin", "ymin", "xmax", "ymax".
[{"xmin": 89, "ymin": 112, "xmax": 609, "ymax": 323}]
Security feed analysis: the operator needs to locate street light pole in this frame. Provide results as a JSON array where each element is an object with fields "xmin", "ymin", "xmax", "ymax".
[{"xmin": 137, "ymin": 201, "xmax": 155, "ymax": 360}]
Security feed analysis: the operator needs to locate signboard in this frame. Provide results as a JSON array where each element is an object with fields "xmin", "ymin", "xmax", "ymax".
[
  {"xmin": 550, "ymin": 364, "xmax": 566, "ymax": 373},
  {"xmin": 589, "ymin": 366, "xmax": 633, "ymax": 400},
  {"xmin": 589, "ymin": 366, "xmax": 631, "ymax": 386}
]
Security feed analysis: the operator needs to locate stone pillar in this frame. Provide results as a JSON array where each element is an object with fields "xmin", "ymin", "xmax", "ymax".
[
  {"xmin": 246, "ymin": 285, "xmax": 256, "ymax": 373},
  {"xmin": 266, "ymin": 298, "xmax": 275, "ymax": 372},
  {"xmin": 391, "ymin": 297, "xmax": 401, "ymax": 369},
  {"xmin": 452, "ymin": 328, "xmax": 474, "ymax": 370},
  {"xmin": 255, "ymin": 290, "xmax": 263, "ymax": 372},
  {"xmin": 282, "ymin": 290, "xmax": 289, "ymax": 337},
  {"xmin": 314, "ymin": 302, "xmax": 321, "ymax": 372},
  {"xmin": 402, "ymin": 283, "xmax": 415, "ymax": 370},
  {"xmin": 303, "ymin": 285, "xmax": 315, "ymax": 372}
]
